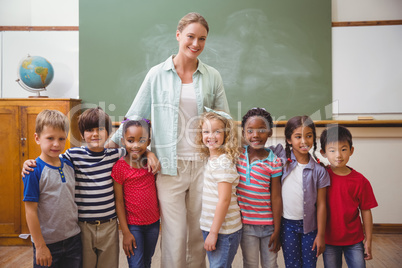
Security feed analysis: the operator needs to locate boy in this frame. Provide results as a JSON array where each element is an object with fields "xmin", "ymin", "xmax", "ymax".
[
  {"xmin": 23, "ymin": 109, "xmax": 82, "ymax": 267},
  {"xmin": 24, "ymin": 107, "xmax": 122, "ymax": 268},
  {"xmin": 320, "ymin": 125, "xmax": 378, "ymax": 268},
  {"xmin": 23, "ymin": 107, "xmax": 160, "ymax": 268}
]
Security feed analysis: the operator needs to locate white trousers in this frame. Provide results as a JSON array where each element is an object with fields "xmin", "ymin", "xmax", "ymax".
[{"xmin": 156, "ymin": 159, "xmax": 206, "ymax": 268}]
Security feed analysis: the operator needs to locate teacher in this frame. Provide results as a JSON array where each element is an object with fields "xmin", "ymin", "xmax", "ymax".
[{"xmin": 107, "ymin": 12, "xmax": 230, "ymax": 268}]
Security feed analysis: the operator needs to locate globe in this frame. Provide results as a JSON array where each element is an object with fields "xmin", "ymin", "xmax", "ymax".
[{"xmin": 16, "ymin": 55, "xmax": 54, "ymax": 97}]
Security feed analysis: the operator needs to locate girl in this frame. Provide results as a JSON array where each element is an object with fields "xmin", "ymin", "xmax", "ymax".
[
  {"xmin": 236, "ymin": 108, "xmax": 283, "ymax": 268},
  {"xmin": 270, "ymin": 115, "xmax": 330, "ymax": 268},
  {"xmin": 106, "ymin": 12, "xmax": 229, "ymax": 267},
  {"xmin": 111, "ymin": 119, "xmax": 160, "ymax": 268},
  {"xmin": 195, "ymin": 108, "xmax": 242, "ymax": 268}
]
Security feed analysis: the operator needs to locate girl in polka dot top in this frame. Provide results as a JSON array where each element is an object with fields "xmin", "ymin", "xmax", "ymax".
[{"xmin": 112, "ymin": 119, "xmax": 160, "ymax": 268}]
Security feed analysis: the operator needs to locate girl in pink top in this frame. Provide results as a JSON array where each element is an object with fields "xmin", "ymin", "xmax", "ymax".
[{"xmin": 112, "ymin": 119, "xmax": 160, "ymax": 268}]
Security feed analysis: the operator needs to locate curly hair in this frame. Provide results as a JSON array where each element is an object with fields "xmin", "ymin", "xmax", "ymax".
[
  {"xmin": 194, "ymin": 111, "xmax": 240, "ymax": 164},
  {"xmin": 241, "ymin": 107, "xmax": 273, "ymax": 129},
  {"xmin": 284, "ymin": 115, "xmax": 319, "ymax": 168},
  {"xmin": 122, "ymin": 119, "xmax": 151, "ymax": 139}
]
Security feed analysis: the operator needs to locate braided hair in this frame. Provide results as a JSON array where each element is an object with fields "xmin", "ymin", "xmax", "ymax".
[{"xmin": 284, "ymin": 115, "xmax": 319, "ymax": 169}]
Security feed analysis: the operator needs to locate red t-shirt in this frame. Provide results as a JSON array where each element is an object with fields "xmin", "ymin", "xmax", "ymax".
[
  {"xmin": 111, "ymin": 158, "xmax": 160, "ymax": 225},
  {"xmin": 325, "ymin": 167, "xmax": 378, "ymax": 246}
]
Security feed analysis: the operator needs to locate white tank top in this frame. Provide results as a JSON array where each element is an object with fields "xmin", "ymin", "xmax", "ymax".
[
  {"xmin": 282, "ymin": 162, "xmax": 307, "ymax": 220},
  {"xmin": 177, "ymin": 83, "xmax": 198, "ymax": 160}
]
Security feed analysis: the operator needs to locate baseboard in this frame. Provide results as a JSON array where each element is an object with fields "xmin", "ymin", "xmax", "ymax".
[{"xmin": 373, "ymin": 224, "xmax": 402, "ymax": 234}]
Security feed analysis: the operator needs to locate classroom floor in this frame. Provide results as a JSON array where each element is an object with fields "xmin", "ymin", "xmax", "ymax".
[{"xmin": 1, "ymin": 232, "xmax": 401, "ymax": 268}]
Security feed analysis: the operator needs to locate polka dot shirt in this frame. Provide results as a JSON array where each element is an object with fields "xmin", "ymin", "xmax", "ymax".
[{"xmin": 111, "ymin": 158, "xmax": 160, "ymax": 225}]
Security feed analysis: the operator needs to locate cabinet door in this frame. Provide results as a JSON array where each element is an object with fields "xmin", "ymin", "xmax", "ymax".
[{"xmin": 0, "ymin": 106, "xmax": 22, "ymax": 235}]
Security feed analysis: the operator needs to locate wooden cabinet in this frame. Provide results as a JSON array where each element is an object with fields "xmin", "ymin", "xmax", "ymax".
[{"xmin": 0, "ymin": 98, "xmax": 81, "ymax": 245}]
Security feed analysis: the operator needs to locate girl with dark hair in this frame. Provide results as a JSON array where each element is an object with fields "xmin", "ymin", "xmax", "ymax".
[{"xmin": 270, "ymin": 115, "xmax": 330, "ymax": 268}]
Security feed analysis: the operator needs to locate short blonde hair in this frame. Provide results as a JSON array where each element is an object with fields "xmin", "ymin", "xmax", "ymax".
[
  {"xmin": 195, "ymin": 111, "xmax": 240, "ymax": 164},
  {"xmin": 35, "ymin": 109, "xmax": 69, "ymax": 136},
  {"xmin": 177, "ymin": 12, "xmax": 209, "ymax": 34}
]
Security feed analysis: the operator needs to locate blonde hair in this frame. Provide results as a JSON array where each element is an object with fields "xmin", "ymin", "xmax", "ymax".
[
  {"xmin": 177, "ymin": 12, "xmax": 209, "ymax": 33},
  {"xmin": 195, "ymin": 111, "xmax": 240, "ymax": 164},
  {"xmin": 35, "ymin": 109, "xmax": 69, "ymax": 136}
]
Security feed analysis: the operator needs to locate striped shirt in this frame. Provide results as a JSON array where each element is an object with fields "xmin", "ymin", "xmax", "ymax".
[
  {"xmin": 236, "ymin": 146, "xmax": 282, "ymax": 225},
  {"xmin": 63, "ymin": 146, "xmax": 125, "ymax": 221},
  {"xmin": 200, "ymin": 154, "xmax": 242, "ymax": 234}
]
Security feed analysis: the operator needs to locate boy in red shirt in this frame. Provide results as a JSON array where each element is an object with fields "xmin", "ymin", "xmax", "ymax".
[{"xmin": 320, "ymin": 125, "xmax": 378, "ymax": 268}]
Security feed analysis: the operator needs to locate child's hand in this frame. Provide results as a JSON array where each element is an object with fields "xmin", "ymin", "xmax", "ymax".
[
  {"xmin": 21, "ymin": 159, "xmax": 37, "ymax": 177},
  {"xmin": 364, "ymin": 240, "xmax": 373, "ymax": 260},
  {"xmin": 123, "ymin": 232, "xmax": 137, "ymax": 257},
  {"xmin": 204, "ymin": 233, "xmax": 218, "ymax": 251},
  {"xmin": 312, "ymin": 234, "xmax": 325, "ymax": 257},
  {"xmin": 268, "ymin": 232, "xmax": 281, "ymax": 253},
  {"xmin": 145, "ymin": 150, "xmax": 161, "ymax": 174},
  {"xmin": 35, "ymin": 244, "xmax": 52, "ymax": 266}
]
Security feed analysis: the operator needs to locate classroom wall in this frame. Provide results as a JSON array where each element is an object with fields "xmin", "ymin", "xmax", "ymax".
[{"xmin": 1, "ymin": 0, "xmax": 401, "ymax": 224}]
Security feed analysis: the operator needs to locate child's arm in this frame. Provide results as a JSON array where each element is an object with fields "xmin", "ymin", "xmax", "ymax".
[
  {"xmin": 268, "ymin": 176, "xmax": 283, "ymax": 253},
  {"xmin": 145, "ymin": 150, "xmax": 161, "ymax": 174},
  {"xmin": 204, "ymin": 182, "xmax": 231, "ymax": 251},
  {"xmin": 361, "ymin": 209, "xmax": 374, "ymax": 260},
  {"xmin": 113, "ymin": 181, "xmax": 137, "ymax": 257},
  {"xmin": 312, "ymin": 187, "xmax": 327, "ymax": 257},
  {"xmin": 25, "ymin": 201, "xmax": 52, "ymax": 267}
]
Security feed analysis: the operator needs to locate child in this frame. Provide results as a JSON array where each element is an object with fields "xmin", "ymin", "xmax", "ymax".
[
  {"xmin": 22, "ymin": 107, "xmax": 159, "ymax": 268},
  {"xmin": 320, "ymin": 125, "xmax": 378, "ymax": 268},
  {"xmin": 111, "ymin": 119, "xmax": 160, "ymax": 268},
  {"xmin": 23, "ymin": 109, "xmax": 82, "ymax": 267},
  {"xmin": 195, "ymin": 108, "xmax": 242, "ymax": 267},
  {"xmin": 236, "ymin": 108, "xmax": 283, "ymax": 268},
  {"xmin": 270, "ymin": 115, "xmax": 330, "ymax": 267}
]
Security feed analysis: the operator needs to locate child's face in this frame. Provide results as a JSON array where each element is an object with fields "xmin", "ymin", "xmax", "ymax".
[
  {"xmin": 35, "ymin": 126, "xmax": 67, "ymax": 163},
  {"xmin": 122, "ymin": 125, "xmax": 150, "ymax": 160},
  {"xmin": 243, "ymin": 116, "xmax": 272, "ymax": 150},
  {"xmin": 287, "ymin": 126, "xmax": 314, "ymax": 158},
  {"xmin": 82, "ymin": 127, "xmax": 109, "ymax": 152},
  {"xmin": 202, "ymin": 118, "xmax": 225, "ymax": 156},
  {"xmin": 322, "ymin": 141, "xmax": 354, "ymax": 170}
]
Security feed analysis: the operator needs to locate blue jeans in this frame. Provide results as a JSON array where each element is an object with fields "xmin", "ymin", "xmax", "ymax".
[
  {"xmin": 33, "ymin": 233, "xmax": 82, "ymax": 268},
  {"xmin": 241, "ymin": 224, "xmax": 278, "ymax": 268},
  {"xmin": 281, "ymin": 218, "xmax": 317, "ymax": 268},
  {"xmin": 202, "ymin": 229, "xmax": 242, "ymax": 268},
  {"xmin": 323, "ymin": 242, "xmax": 366, "ymax": 268},
  {"xmin": 127, "ymin": 220, "xmax": 160, "ymax": 268}
]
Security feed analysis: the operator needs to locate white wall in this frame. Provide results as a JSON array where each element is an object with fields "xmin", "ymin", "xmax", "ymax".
[
  {"xmin": 0, "ymin": 0, "xmax": 79, "ymax": 98},
  {"xmin": 332, "ymin": 0, "xmax": 402, "ymax": 22}
]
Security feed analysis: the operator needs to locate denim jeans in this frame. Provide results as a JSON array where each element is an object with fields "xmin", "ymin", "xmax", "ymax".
[
  {"xmin": 202, "ymin": 229, "xmax": 242, "ymax": 268},
  {"xmin": 127, "ymin": 220, "xmax": 160, "ymax": 268},
  {"xmin": 323, "ymin": 242, "xmax": 366, "ymax": 268},
  {"xmin": 241, "ymin": 224, "xmax": 278, "ymax": 268},
  {"xmin": 281, "ymin": 218, "xmax": 318, "ymax": 268},
  {"xmin": 33, "ymin": 233, "xmax": 82, "ymax": 268}
]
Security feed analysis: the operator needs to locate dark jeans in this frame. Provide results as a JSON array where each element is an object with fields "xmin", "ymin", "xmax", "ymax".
[
  {"xmin": 33, "ymin": 233, "xmax": 82, "ymax": 268},
  {"xmin": 127, "ymin": 220, "xmax": 160, "ymax": 268}
]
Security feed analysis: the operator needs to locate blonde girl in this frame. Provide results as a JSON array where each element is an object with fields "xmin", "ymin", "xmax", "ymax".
[{"xmin": 195, "ymin": 108, "xmax": 242, "ymax": 268}]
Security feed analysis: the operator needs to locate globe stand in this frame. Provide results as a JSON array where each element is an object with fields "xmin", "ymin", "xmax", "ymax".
[{"xmin": 16, "ymin": 78, "xmax": 48, "ymax": 98}]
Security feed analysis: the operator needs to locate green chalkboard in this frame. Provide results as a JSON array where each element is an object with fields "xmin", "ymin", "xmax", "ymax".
[{"xmin": 80, "ymin": 0, "xmax": 332, "ymax": 121}]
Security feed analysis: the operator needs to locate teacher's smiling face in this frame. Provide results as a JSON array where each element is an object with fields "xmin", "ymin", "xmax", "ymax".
[{"xmin": 176, "ymin": 22, "xmax": 208, "ymax": 60}]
